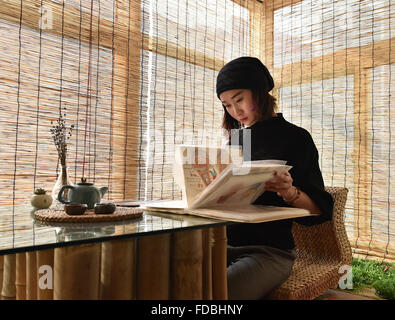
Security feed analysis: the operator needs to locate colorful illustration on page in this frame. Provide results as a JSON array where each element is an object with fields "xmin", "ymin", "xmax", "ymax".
[
  {"xmin": 209, "ymin": 167, "xmax": 218, "ymax": 179},
  {"xmin": 192, "ymin": 164, "xmax": 220, "ymax": 186}
]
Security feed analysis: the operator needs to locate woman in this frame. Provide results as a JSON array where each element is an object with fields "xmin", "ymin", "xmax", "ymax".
[{"xmin": 216, "ymin": 56, "xmax": 333, "ymax": 299}]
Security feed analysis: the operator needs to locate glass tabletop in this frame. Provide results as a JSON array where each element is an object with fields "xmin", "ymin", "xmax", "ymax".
[{"xmin": 0, "ymin": 203, "xmax": 230, "ymax": 255}]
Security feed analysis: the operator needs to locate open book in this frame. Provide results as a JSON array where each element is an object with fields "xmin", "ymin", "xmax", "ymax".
[{"xmin": 144, "ymin": 145, "xmax": 313, "ymax": 223}]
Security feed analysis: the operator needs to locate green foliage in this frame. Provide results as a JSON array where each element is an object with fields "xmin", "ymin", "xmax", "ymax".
[
  {"xmin": 351, "ymin": 258, "xmax": 395, "ymax": 299},
  {"xmin": 34, "ymin": 188, "xmax": 47, "ymax": 195},
  {"xmin": 373, "ymin": 278, "xmax": 395, "ymax": 300}
]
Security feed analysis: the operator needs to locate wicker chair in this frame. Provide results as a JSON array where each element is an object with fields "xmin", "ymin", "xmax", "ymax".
[{"xmin": 268, "ymin": 187, "xmax": 352, "ymax": 300}]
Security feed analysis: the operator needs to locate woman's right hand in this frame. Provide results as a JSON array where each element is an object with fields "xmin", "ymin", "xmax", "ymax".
[{"xmin": 264, "ymin": 171, "xmax": 294, "ymax": 199}]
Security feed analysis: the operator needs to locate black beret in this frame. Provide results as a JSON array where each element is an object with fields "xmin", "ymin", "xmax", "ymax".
[{"xmin": 216, "ymin": 56, "xmax": 274, "ymax": 99}]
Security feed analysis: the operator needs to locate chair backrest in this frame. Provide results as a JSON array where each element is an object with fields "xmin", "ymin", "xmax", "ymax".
[{"xmin": 292, "ymin": 187, "xmax": 352, "ymax": 266}]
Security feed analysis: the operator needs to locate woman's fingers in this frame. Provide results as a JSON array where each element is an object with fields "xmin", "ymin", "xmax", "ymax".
[
  {"xmin": 266, "ymin": 171, "xmax": 292, "ymax": 185},
  {"xmin": 264, "ymin": 171, "xmax": 293, "ymax": 192}
]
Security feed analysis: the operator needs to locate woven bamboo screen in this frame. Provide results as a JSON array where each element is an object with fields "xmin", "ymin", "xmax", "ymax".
[
  {"xmin": 270, "ymin": 0, "xmax": 394, "ymax": 263},
  {"xmin": 0, "ymin": 0, "xmax": 393, "ymax": 263},
  {"xmin": 0, "ymin": 0, "xmax": 141, "ymax": 203},
  {"xmin": 138, "ymin": 0, "xmax": 260, "ymax": 200},
  {"xmin": 138, "ymin": 0, "xmax": 394, "ymax": 263}
]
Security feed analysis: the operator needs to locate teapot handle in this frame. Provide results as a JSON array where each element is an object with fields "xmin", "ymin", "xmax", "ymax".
[
  {"xmin": 100, "ymin": 187, "xmax": 108, "ymax": 197},
  {"xmin": 57, "ymin": 185, "xmax": 74, "ymax": 204}
]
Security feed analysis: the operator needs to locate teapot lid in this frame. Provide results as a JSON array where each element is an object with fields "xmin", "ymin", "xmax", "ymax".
[{"xmin": 77, "ymin": 178, "xmax": 93, "ymax": 186}]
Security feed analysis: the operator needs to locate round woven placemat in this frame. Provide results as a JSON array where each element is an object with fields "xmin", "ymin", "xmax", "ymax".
[{"xmin": 34, "ymin": 206, "xmax": 143, "ymax": 223}]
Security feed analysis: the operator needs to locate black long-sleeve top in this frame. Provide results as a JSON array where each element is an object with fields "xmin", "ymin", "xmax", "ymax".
[{"xmin": 227, "ymin": 113, "xmax": 334, "ymax": 250}]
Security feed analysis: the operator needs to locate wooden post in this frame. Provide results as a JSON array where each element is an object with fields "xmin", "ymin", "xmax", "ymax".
[
  {"xmin": 15, "ymin": 253, "xmax": 26, "ymax": 300},
  {"xmin": 136, "ymin": 233, "xmax": 171, "ymax": 299},
  {"xmin": 202, "ymin": 228, "xmax": 213, "ymax": 300},
  {"xmin": 37, "ymin": 249, "xmax": 54, "ymax": 300},
  {"xmin": 264, "ymin": 0, "xmax": 274, "ymax": 71},
  {"xmin": 26, "ymin": 251, "xmax": 37, "ymax": 300},
  {"xmin": 110, "ymin": 0, "xmax": 142, "ymax": 200},
  {"xmin": 101, "ymin": 238, "xmax": 136, "ymax": 299},
  {"xmin": 249, "ymin": 0, "xmax": 266, "ymax": 73},
  {"xmin": 54, "ymin": 243, "xmax": 101, "ymax": 300},
  {"xmin": 212, "ymin": 226, "xmax": 228, "ymax": 300},
  {"xmin": 0, "ymin": 255, "xmax": 3, "ymax": 295},
  {"xmin": 171, "ymin": 230, "xmax": 203, "ymax": 300},
  {"xmin": 1, "ymin": 254, "xmax": 16, "ymax": 300}
]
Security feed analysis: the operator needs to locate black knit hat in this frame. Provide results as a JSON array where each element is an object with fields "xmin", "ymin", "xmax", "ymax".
[{"xmin": 216, "ymin": 56, "xmax": 274, "ymax": 99}]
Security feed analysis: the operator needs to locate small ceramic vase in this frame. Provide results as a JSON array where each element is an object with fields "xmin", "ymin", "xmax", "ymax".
[{"xmin": 31, "ymin": 188, "xmax": 53, "ymax": 209}]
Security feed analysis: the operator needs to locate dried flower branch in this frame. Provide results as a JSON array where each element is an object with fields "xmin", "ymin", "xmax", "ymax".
[{"xmin": 50, "ymin": 113, "xmax": 74, "ymax": 167}]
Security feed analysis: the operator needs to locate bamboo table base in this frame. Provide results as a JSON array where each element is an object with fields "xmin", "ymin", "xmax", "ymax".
[{"xmin": 0, "ymin": 226, "xmax": 227, "ymax": 300}]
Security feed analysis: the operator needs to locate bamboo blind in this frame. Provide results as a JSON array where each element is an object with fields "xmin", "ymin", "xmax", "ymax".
[
  {"xmin": 0, "ymin": 0, "xmax": 393, "ymax": 263},
  {"xmin": 138, "ymin": 0, "xmax": 256, "ymax": 201},
  {"xmin": 271, "ymin": 0, "xmax": 394, "ymax": 263},
  {"xmin": 138, "ymin": 0, "xmax": 394, "ymax": 263},
  {"xmin": 0, "ymin": 0, "xmax": 141, "ymax": 204}
]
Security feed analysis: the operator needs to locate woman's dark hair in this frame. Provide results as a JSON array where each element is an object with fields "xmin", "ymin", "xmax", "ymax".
[{"xmin": 221, "ymin": 87, "xmax": 278, "ymax": 137}]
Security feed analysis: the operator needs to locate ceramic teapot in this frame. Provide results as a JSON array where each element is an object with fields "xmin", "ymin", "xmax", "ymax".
[{"xmin": 57, "ymin": 178, "xmax": 108, "ymax": 209}]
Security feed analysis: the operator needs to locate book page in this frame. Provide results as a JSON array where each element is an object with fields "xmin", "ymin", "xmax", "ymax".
[
  {"xmin": 143, "ymin": 202, "xmax": 314, "ymax": 223},
  {"xmin": 190, "ymin": 163, "xmax": 292, "ymax": 209},
  {"xmin": 182, "ymin": 163, "xmax": 228, "ymax": 205},
  {"xmin": 144, "ymin": 199, "xmax": 187, "ymax": 214},
  {"xmin": 186, "ymin": 205, "xmax": 314, "ymax": 223},
  {"xmin": 173, "ymin": 145, "xmax": 242, "ymax": 207}
]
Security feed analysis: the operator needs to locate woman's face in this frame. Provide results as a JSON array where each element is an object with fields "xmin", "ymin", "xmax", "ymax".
[{"xmin": 220, "ymin": 89, "xmax": 259, "ymax": 127}]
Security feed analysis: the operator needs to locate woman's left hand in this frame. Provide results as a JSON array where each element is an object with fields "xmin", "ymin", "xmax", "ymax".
[{"xmin": 264, "ymin": 171, "xmax": 294, "ymax": 199}]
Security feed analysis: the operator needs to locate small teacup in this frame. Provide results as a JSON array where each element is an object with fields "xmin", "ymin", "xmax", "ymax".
[
  {"xmin": 64, "ymin": 203, "xmax": 88, "ymax": 215},
  {"xmin": 94, "ymin": 202, "xmax": 116, "ymax": 214}
]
